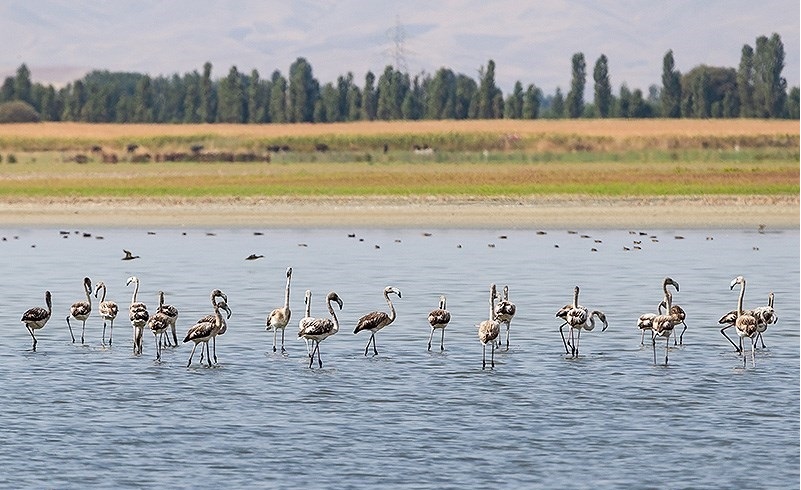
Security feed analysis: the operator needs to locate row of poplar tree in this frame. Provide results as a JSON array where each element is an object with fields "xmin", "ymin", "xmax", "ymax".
[{"xmin": 1, "ymin": 33, "xmax": 796, "ymax": 123}]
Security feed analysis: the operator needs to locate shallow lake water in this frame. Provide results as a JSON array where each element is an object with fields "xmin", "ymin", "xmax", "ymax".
[{"xmin": 1, "ymin": 226, "xmax": 798, "ymax": 489}]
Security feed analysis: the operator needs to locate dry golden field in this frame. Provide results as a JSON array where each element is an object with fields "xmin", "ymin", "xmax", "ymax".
[{"xmin": 0, "ymin": 119, "xmax": 798, "ymax": 139}]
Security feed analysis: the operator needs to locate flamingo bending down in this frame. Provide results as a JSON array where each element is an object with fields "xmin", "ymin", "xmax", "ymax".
[
  {"xmin": 265, "ymin": 267, "xmax": 293, "ymax": 353},
  {"xmin": 21, "ymin": 290, "xmax": 52, "ymax": 351},
  {"xmin": 184, "ymin": 301, "xmax": 231, "ymax": 367},
  {"xmin": 427, "ymin": 295, "xmax": 451, "ymax": 352},
  {"xmin": 494, "ymin": 285, "xmax": 516, "ymax": 350},
  {"xmin": 66, "ymin": 277, "xmax": 92, "ymax": 344},
  {"xmin": 126, "ymin": 276, "xmax": 149, "ymax": 355},
  {"xmin": 559, "ymin": 285, "xmax": 608, "ymax": 357},
  {"xmin": 478, "ymin": 284, "xmax": 501, "ymax": 369},
  {"xmin": 94, "ymin": 281, "xmax": 119, "ymax": 345},
  {"xmin": 298, "ymin": 292, "xmax": 343, "ymax": 368},
  {"xmin": 354, "ymin": 286, "xmax": 401, "ymax": 356}
]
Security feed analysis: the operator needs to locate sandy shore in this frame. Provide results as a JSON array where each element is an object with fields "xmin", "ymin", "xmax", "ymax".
[{"xmin": 0, "ymin": 195, "xmax": 797, "ymax": 229}]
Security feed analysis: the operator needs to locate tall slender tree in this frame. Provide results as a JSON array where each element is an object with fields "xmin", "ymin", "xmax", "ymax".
[
  {"xmin": 566, "ymin": 53, "xmax": 586, "ymax": 118},
  {"xmin": 737, "ymin": 45, "xmax": 755, "ymax": 118},
  {"xmin": 269, "ymin": 70, "xmax": 287, "ymax": 123},
  {"xmin": 199, "ymin": 62, "xmax": 215, "ymax": 123},
  {"xmin": 593, "ymin": 55, "xmax": 612, "ymax": 118},
  {"xmin": 660, "ymin": 50, "xmax": 682, "ymax": 118},
  {"xmin": 288, "ymin": 57, "xmax": 318, "ymax": 123}
]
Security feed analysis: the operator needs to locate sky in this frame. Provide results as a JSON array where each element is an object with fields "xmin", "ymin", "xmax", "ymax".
[{"xmin": 1, "ymin": 0, "xmax": 798, "ymax": 96}]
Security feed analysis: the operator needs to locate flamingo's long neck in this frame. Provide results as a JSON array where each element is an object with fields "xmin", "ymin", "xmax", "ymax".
[
  {"xmin": 385, "ymin": 291, "xmax": 396, "ymax": 323},
  {"xmin": 328, "ymin": 298, "xmax": 340, "ymax": 334},
  {"xmin": 283, "ymin": 273, "xmax": 291, "ymax": 308},
  {"xmin": 214, "ymin": 305, "xmax": 223, "ymax": 329},
  {"xmin": 99, "ymin": 285, "xmax": 107, "ymax": 303},
  {"xmin": 85, "ymin": 282, "xmax": 92, "ymax": 306},
  {"xmin": 737, "ymin": 279, "xmax": 746, "ymax": 316},
  {"xmin": 489, "ymin": 288, "xmax": 496, "ymax": 319},
  {"xmin": 304, "ymin": 291, "xmax": 312, "ymax": 317},
  {"xmin": 573, "ymin": 287, "xmax": 579, "ymax": 309},
  {"xmin": 158, "ymin": 292, "xmax": 165, "ymax": 311},
  {"xmin": 46, "ymin": 293, "xmax": 52, "ymax": 314},
  {"xmin": 131, "ymin": 280, "xmax": 139, "ymax": 304},
  {"xmin": 768, "ymin": 291, "xmax": 774, "ymax": 308}
]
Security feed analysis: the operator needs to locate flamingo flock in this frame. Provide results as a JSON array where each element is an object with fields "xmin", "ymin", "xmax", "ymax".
[{"xmin": 20, "ymin": 269, "xmax": 777, "ymax": 370}]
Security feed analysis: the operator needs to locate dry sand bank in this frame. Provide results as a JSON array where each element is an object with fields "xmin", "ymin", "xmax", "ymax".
[{"xmin": 0, "ymin": 196, "xmax": 797, "ymax": 230}]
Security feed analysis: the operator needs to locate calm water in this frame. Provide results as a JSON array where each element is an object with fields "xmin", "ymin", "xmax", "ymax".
[{"xmin": 0, "ymin": 226, "xmax": 798, "ymax": 489}]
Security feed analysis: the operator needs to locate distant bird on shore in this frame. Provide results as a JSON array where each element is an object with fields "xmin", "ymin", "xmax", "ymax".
[
  {"xmin": 246, "ymin": 254, "xmax": 264, "ymax": 260},
  {"xmin": 122, "ymin": 249, "xmax": 140, "ymax": 260}
]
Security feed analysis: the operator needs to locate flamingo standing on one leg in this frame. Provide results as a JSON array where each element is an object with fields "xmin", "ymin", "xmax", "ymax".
[
  {"xmin": 94, "ymin": 281, "xmax": 118, "ymax": 346},
  {"xmin": 66, "ymin": 277, "xmax": 92, "ymax": 344},
  {"xmin": 21, "ymin": 291, "xmax": 52, "ymax": 351},
  {"xmin": 427, "ymin": 295, "xmax": 451, "ymax": 352},
  {"xmin": 265, "ymin": 267, "xmax": 293, "ymax": 353},
  {"xmin": 478, "ymin": 284, "xmax": 501, "ymax": 369},
  {"xmin": 298, "ymin": 292, "xmax": 343, "ymax": 368},
  {"xmin": 354, "ymin": 286, "xmax": 401, "ymax": 356}
]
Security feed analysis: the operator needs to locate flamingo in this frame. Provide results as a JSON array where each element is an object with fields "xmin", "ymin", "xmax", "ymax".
[
  {"xmin": 354, "ymin": 286, "xmax": 401, "ymax": 356},
  {"xmin": 126, "ymin": 276, "xmax": 149, "ymax": 355},
  {"xmin": 184, "ymin": 301, "xmax": 231, "ymax": 367},
  {"xmin": 156, "ymin": 291, "xmax": 179, "ymax": 347},
  {"xmin": 298, "ymin": 291, "xmax": 343, "ymax": 368},
  {"xmin": 265, "ymin": 267, "xmax": 292, "ymax": 353},
  {"xmin": 494, "ymin": 285, "xmax": 516, "ymax": 350},
  {"xmin": 752, "ymin": 291, "xmax": 777, "ymax": 348},
  {"xmin": 427, "ymin": 295, "xmax": 451, "ymax": 352},
  {"xmin": 559, "ymin": 285, "xmax": 608, "ymax": 358},
  {"xmin": 651, "ymin": 290, "xmax": 677, "ymax": 365},
  {"xmin": 148, "ymin": 292, "xmax": 172, "ymax": 361},
  {"xmin": 297, "ymin": 290, "xmax": 313, "ymax": 355},
  {"xmin": 196, "ymin": 289, "xmax": 230, "ymax": 365},
  {"xmin": 636, "ymin": 277, "xmax": 680, "ymax": 345},
  {"xmin": 478, "ymin": 284, "xmax": 501, "ymax": 369},
  {"xmin": 66, "ymin": 277, "xmax": 92, "ymax": 344},
  {"xmin": 21, "ymin": 290, "xmax": 52, "ymax": 351},
  {"xmin": 94, "ymin": 281, "xmax": 119, "ymax": 346},
  {"xmin": 725, "ymin": 276, "xmax": 759, "ymax": 367}
]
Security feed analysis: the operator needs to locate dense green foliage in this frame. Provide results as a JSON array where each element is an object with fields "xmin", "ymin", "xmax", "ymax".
[{"xmin": 0, "ymin": 34, "xmax": 796, "ymax": 123}]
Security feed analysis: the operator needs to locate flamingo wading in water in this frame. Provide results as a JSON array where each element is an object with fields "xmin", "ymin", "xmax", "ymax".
[
  {"xmin": 21, "ymin": 290, "xmax": 52, "ymax": 351},
  {"xmin": 354, "ymin": 286, "xmax": 401, "ymax": 356},
  {"xmin": 298, "ymin": 291, "xmax": 343, "ymax": 368},
  {"xmin": 427, "ymin": 295, "xmax": 451, "ymax": 352},
  {"xmin": 265, "ymin": 267, "xmax": 293, "ymax": 353},
  {"xmin": 66, "ymin": 277, "xmax": 92, "ymax": 344}
]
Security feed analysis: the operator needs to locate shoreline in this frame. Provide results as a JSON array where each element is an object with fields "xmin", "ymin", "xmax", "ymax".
[{"xmin": 0, "ymin": 195, "xmax": 797, "ymax": 229}]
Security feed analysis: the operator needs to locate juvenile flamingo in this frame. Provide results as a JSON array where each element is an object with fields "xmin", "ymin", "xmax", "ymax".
[
  {"xmin": 126, "ymin": 276, "xmax": 149, "ymax": 355},
  {"xmin": 21, "ymin": 290, "xmax": 52, "ymax": 351},
  {"xmin": 66, "ymin": 277, "xmax": 92, "ymax": 344},
  {"xmin": 559, "ymin": 286, "xmax": 608, "ymax": 358},
  {"xmin": 494, "ymin": 285, "xmax": 516, "ymax": 350},
  {"xmin": 354, "ymin": 286, "xmax": 401, "ymax": 356},
  {"xmin": 298, "ymin": 291, "xmax": 343, "ymax": 368},
  {"xmin": 478, "ymin": 284, "xmax": 501, "ymax": 369},
  {"xmin": 752, "ymin": 291, "xmax": 777, "ymax": 348},
  {"xmin": 148, "ymin": 293, "xmax": 172, "ymax": 362},
  {"xmin": 427, "ymin": 295, "xmax": 451, "ymax": 352},
  {"xmin": 727, "ymin": 276, "xmax": 759, "ymax": 368},
  {"xmin": 265, "ymin": 267, "xmax": 293, "ymax": 353},
  {"xmin": 94, "ymin": 281, "xmax": 118, "ymax": 345},
  {"xmin": 197, "ymin": 290, "xmax": 231, "ymax": 365},
  {"xmin": 636, "ymin": 277, "xmax": 679, "ymax": 345},
  {"xmin": 297, "ymin": 290, "xmax": 313, "ymax": 355},
  {"xmin": 184, "ymin": 301, "xmax": 231, "ymax": 367},
  {"xmin": 651, "ymin": 290, "xmax": 676, "ymax": 365},
  {"xmin": 156, "ymin": 291, "xmax": 179, "ymax": 347}
]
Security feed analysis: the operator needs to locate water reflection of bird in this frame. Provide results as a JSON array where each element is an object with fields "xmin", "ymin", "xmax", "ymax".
[
  {"xmin": 94, "ymin": 281, "xmax": 119, "ymax": 345},
  {"xmin": 265, "ymin": 267, "xmax": 292, "ymax": 353},
  {"xmin": 298, "ymin": 292, "xmax": 343, "ymax": 368},
  {"xmin": 354, "ymin": 286, "xmax": 401, "ymax": 356},
  {"xmin": 122, "ymin": 249, "xmax": 140, "ymax": 260},
  {"xmin": 126, "ymin": 276, "xmax": 149, "ymax": 355},
  {"xmin": 427, "ymin": 295, "xmax": 451, "ymax": 352},
  {"xmin": 66, "ymin": 277, "xmax": 92, "ymax": 344},
  {"xmin": 478, "ymin": 284, "xmax": 500, "ymax": 369},
  {"xmin": 21, "ymin": 290, "xmax": 52, "ymax": 351}
]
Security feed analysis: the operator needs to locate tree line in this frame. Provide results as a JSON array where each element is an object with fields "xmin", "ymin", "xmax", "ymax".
[{"xmin": 1, "ymin": 32, "xmax": 797, "ymax": 123}]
